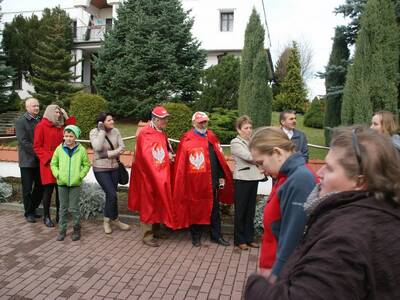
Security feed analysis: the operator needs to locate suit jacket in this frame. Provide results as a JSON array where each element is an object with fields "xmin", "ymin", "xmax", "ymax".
[
  {"xmin": 230, "ymin": 136, "xmax": 264, "ymax": 181},
  {"xmin": 291, "ymin": 129, "xmax": 309, "ymax": 162},
  {"xmin": 15, "ymin": 113, "xmax": 40, "ymax": 168}
]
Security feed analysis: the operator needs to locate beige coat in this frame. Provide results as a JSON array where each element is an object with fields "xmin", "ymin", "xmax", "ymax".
[
  {"xmin": 90, "ymin": 127, "xmax": 125, "ymax": 170},
  {"xmin": 230, "ymin": 136, "xmax": 264, "ymax": 181}
]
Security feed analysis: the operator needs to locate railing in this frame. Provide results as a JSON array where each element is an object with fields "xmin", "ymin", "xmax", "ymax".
[{"xmin": 73, "ymin": 25, "xmax": 110, "ymax": 42}]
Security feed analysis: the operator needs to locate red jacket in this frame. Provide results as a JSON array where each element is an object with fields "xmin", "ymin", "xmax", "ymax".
[
  {"xmin": 171, "ymin": 129, "xmax": 233, "ymax": 228},
  {"xmin": 33, "ymin": 117, "xmax": 76, "ymax": 185},
  {"xmin": 127, "ymin": 125, "xmax": 175, "ymax": 228}
]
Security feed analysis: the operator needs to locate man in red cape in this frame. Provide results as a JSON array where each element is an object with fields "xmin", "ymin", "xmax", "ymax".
[
  {"xmin": 172, "ymin": 111, "xmax": 233, "ymax": 247},
  {"xmin": 128, "ymin": 106, "xmax": 175, "ymax": 247}
]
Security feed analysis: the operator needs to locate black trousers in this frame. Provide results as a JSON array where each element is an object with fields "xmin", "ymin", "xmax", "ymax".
[
  {"xmin": 190, "ymin": 189, "xmax": 221, "ymax": 242},
  {"xmin": 20, "ymin": 167, "xmax": 43, "ymax": 217},
  {"xmin": 234, "ymin": 180, "xmax": 258, "ymax": 245},
  {"xmin": 42, "ymin": 184, "xmax": 59, "ymax": 219}
]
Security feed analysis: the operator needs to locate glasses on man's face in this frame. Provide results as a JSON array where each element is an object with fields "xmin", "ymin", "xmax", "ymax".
[{"xmin": 352, "ymin": 128, "xmax": 363, "ymax": 175}]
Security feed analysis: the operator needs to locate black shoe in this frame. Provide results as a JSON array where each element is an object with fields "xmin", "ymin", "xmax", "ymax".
[
  {"xmin": 34, "ymin": 214, "xmax": 42, "ymax": 219},
  {"xmin": 71, "ymin": 225, "xmax": 81, "ymax": 241},
  {"xmin": 211, "ymin": 237, "xmax": 230, "ymax": 246},
  {"xmin": 56, "ymin": 231, "xmax": 66, "ymax": 241},
  {"xmin": 43, "ymin": 217, "xmax": 54, "ymax": 228},
  {"xmin": 192, "ymin": 240, "xmax": 201, "ymax": 247},
  {"xmin": 26, "ymin": 215, "xmax": 36, "ymax": 223}
]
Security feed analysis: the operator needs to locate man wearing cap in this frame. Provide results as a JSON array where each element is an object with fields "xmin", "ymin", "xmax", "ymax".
[
  {"xmin": 172, "ymin": 111, "xmax": 233, "ymax": 247},
  {"xmin": 128, "ymin": 106, "xmax": 175, "ymax": 247}
]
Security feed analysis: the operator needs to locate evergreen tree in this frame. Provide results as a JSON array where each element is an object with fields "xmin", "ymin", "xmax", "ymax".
[
  {"xmin": 273, "ymin": 42, "xmax": 308, "ymax": 113},
  {"xmin": 30, "ymin": 8, "xmax": 81, "ymax": 107},
  {"xmin": 321, "ymin": 26, "xmax": 350, "ymax": 144},
  {"xmin": 238, "ymin": 9, "xmax": 272, "ymax": 128},
  {"xmin": 341, "ymin": 0, "xmax": 399, "ymax": 125},
  {"xmin": 195, "ymin": 54, "xmax": 240, "ymax": 111},
  {"xmin": 94, "ymin": 0, "xmax": 206, "ymax": 119},
  {"xmin": 273, "ymin": 47, "xmax": 291, "ymax": 97}
]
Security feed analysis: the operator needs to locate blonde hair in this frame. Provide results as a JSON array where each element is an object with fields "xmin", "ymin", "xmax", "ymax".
[
  {"xmin": 373, "ymin": 111, "xmax": 399, "ymax": 136},
  {"xmin": 249, "ymin": 126, "xmax": 296, "ymax": 154}
]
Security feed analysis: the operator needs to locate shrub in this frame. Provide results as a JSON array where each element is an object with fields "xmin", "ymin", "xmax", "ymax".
[
  {"xmin": 69, "ymin": 93, "xmax": 108, "ymax": 139},
  {"xmin": 208, "ymin": 108, "xmax": 238, "ymax": 144},
  {"xmin": 0, "ymin": 177, "xmax": 13, "ymax": 203},
  {"xmin": 164, "ymin": 102, "xmax": 192, "ymax": 140},
  {"xmin": 79, "ymin": 182, "xmax": 105, "ymax": 220},
  {"xmin": 304, "ymin": 97, "xmax": 325, "ymax": 129}
]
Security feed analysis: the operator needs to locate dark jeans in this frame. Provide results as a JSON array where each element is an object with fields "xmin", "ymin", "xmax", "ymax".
[
  {"xmin": 190, "ymin": 189, "xmax": 222, "ymax": 242},
  {"xmin": 20, "ymin": 167, "xmax": 43, "ymax": 217},
  {"xmin": 42, "ymin": 184, "xmax": 59, "ymax": 220},
  {"xmin": 234, "ymin": 180, "xmax": 258, "ymax": 245},
  {"xmin": 94, "ymin": 169, "xmax": 119, "ymax": 220}
]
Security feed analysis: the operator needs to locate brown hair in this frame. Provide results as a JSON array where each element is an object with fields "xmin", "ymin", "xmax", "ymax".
[
  {"xmin": 279, "ymin": 110, "xmax": 296, "ymax": 126},
  {"xmin": 249, "ymin": 126, "xmax": 296, "ymax": 154},
  {"xmin": 331, "ymin": 126, "xmax": 400, "ymax": 205},
  {"xmin": 373, "ymin": 110, "xmax": 399, "ymax": 136},
  {"xmin": 235, "ymin": 115, "xmax": 252, "ymax": 130}
]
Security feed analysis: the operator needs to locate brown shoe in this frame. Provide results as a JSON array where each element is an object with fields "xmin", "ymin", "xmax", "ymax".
[
  {"xmin": 238, "ymin": 243, "xmax": 249, "ymax": 250},
  {"xmin": 248, "ymin": 242, "xmax": 259, "ymax": 248},
  {"xmin": 143, "ymin": 238, "xmax": 160, "ymax": 247}
]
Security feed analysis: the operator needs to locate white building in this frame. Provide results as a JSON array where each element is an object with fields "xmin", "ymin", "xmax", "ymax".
[{"xmin": 4, "ymin": 0, "xmax": 272, "ymax": 97}]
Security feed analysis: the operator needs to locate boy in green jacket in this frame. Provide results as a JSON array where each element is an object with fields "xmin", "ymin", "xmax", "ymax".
[{"xmin": 51, "ymin": 125, "xmax": 90, "ymax": 241}]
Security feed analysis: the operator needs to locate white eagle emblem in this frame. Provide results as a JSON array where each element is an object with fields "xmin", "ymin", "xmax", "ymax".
[
  {"xmin": 152, "ymin": 146, "xmax": 165, "ymax": 164},
  {"xmin": 189, "ymin": 151, "xmax": 205, "ymax": 170}
]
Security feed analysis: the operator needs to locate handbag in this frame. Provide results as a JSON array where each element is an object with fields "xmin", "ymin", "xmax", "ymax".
[{"xmin": 105, "ymin": 136, "xmax": 129, "ymax": 185}]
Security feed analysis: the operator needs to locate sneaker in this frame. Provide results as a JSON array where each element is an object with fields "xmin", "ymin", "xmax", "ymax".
[
  {"xmin": 56, "ymin": 231, "xmax": 66, "ymax": 241},
  {"xmin": 26, "ymin": 215, "xmax": 36, "ymax": 223},
  {"xmin": 43, "ymin": 217, "xmax": 54, "ymax": 228}
]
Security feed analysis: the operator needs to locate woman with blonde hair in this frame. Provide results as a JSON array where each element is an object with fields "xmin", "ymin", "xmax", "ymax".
[
  {"xmin": 245, "ymin": 127, "xmax": 400, "ymax": 299},
  {"xmin": 247, "ymin": 127, "xmax": 318, "ymax": 281},
  {"xmin": 370, "ymin": 110, "xmax": 400, "ymax": 150}
]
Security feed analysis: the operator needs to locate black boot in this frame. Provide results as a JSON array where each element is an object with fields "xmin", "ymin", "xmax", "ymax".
[
  {"xmin": 71, "ymin": 225, "xmax": 81, "ymax": 241},
  {"xmin": 56, "ymin": 230, "xmax": 66, "ymax": 241}
]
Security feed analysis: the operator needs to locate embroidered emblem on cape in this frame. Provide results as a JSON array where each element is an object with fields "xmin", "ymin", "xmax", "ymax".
[
  {"xmin": 152, "ymin": 143, "xmax": 166, "ymax": 166},
  {"xmin": 189, "ymin": 148, "xmax": 206, "ymax": 172}
]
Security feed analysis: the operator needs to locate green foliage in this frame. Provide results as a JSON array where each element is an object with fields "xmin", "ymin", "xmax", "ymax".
[
  {"xmin": 79, "ymin": 182, "xmax": 105, "ymax": 220},
  {"xmin": 94, "ymin": 0, "xmax": 206, "ymax": 119},
  {"xmin": 208, "ymin": 108, "xmax": 238, "ymax": 144},
  {"xmin": 273, "ymin": 47, "xmax": 291, "ymax": 97},
  {"xmin": 30, "ymin": 7, "xmax": 82, "ymax": 107},
  {"xmin": 238, "ymin": 9, "xmax": 272, "ymax": 128},
  {"xmin": 341, "ymin": 0, "xmax": 399, "ymax": 125},
  {"xmin": 195, "ymin": 55, "xmax": 240, "ymax": 111},
  {"xmin": 321, "ymin": 26, "xmax": 350, "ymax": 145},
  {"xmin": 273, "ymin": 42, "xmax": 308, "ymax": 114},
  {"xmin": 163, "ymin": 102, "xmax": 192, "ymax": 140},
  {"xmin": 69, "ymin": 93, "xmax": 108, "ymax": 139},
  {"xmin": 304, "ymin": 97, "xmax": 325, "ymax": 129},
  {"xmin": 0, "ymin": 52, "xmax": 16, "ymax": 112}
]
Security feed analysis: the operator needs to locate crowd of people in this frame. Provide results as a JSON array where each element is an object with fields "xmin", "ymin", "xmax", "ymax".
[{"xmin": 14, "ymin": 97, "xmax": 400, "ymax": 299}]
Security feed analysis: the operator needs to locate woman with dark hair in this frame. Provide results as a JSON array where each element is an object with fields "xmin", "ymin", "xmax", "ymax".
[
  {"xmin": 90, "ymin": 112, "xmax": 130, "ymax": 234},
  {"xmin": 370, "ymin": 110, "xmax": 400, "ymax": 151},
  {"xmin": 245, "ymin": 127, "xmax": 400, "ymax": 300},
  {"xmin": 33, "ymin": 104, "xmax": 76, "ymax": 227}
]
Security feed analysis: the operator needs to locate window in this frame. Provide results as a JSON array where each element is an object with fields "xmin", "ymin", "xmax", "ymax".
[
  {"xmin": 220, "ymin": 12, "xmax": 234, "ymax": 32},
  {"xmin": 72, "ymin": 20, "xmax": 77, "ymax": 39}
]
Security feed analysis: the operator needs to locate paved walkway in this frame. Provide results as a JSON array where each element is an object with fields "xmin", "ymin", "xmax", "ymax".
[{"xmin": 0, "ymin": 210, "xmax": 259, "ymax": 299}]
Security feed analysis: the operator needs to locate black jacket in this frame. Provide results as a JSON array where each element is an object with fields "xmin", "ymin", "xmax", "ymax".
[
  {"xmin": 291, "ymin": 129, "xmax": 308, "ymax": 162},
  {"xmin": 245, "ymin": 191, "xmax": 400, "ymax": 300},
  {"xmin": 15, "ymin": 112, "xmax": 40, "ymax": 168}
]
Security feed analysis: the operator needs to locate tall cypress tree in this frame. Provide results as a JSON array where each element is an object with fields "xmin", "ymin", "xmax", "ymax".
[
  {"xmin": 30, "ymin": 8, "xmax": 81, "ymax": 107},
  {"xmin": 94, "ymin": 0, "xmax": 206, "ymax": 119},
  {"xmin": 341, "ymin": 0, "xmax": 399, "ymax": 125},
  {"xmin": 238, "ymin": 9, "xmax": 272, "ymax": 128},
  {"xmin": 322, "ymin": 26, "xmax": 349, "ymax": 144}
]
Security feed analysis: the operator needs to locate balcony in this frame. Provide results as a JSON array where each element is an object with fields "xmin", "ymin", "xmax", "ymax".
[{"xmin": 73, "ymin": 25, "xmax": 111, "ymax": 43}]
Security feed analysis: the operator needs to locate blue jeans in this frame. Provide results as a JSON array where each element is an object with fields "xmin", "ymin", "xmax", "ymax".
[{"xmin": 94, "ymin": 169, "xmax": 119, "ymax": 220}]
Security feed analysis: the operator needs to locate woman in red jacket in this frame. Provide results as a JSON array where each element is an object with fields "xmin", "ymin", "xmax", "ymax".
[{"xmin": 33, "ymin": 104, "xmax": 76, "ymax": 227}]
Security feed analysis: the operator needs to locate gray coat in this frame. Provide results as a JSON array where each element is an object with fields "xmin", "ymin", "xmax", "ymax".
[
  {"xmin": 15, "ymin": 113, "xmax": 40, "ymax": 168},
  {"xmin": 291, "ymin": 129, "xmax": 309, "ymax": 162},
  {"xmin": 230, "ymin": 136, "xmax": 264, "ymax": 181}
]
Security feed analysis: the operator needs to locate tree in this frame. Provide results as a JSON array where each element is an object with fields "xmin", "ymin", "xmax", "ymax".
[
  {"xmin": 30, "ymin": 8, "xmax": 82, "ymax": 107},
  {"xmin": 273, "ymin": 42, "xmax": 308, "ymax": 113},
  {"xmin": 341, "ymin": 0, "xmax": 399, "ymax": 125},
  {"xmin": 195, "ymin": 54, "xmax": 240, "ymax": 111},
  {"xmin": 304, "ymin": 97, "xmax": 325, "ymax": 129},
  {"xmin": 273, "ymin": 47, "xmax": 291, "ymax": 97},
  {"xmin": 321, "ymin": 26, "xmax": 350, "ymax": 144},
  {"xmin": 94, "ymin": 0, "xmax": 206, "ymax": 119},
  {"xmin": 238, "ymin": 9, "xmax": 272, "ymax": 128}
]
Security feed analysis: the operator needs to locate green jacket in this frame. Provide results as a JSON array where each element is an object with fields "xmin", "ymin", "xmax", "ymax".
[{"xmin": 50, "ymin": 143, "xmax": 91, "ymax": 187}]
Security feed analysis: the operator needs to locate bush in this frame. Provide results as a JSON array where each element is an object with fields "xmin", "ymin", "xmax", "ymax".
[
  {"xmin": 79, "ymin": 182, "xmax": 105, "ymax": 220},
  {"xmin": 164, "ymin": 102, "xmax": 192, "ymax": 140},
  {"xmin": 303, "ymin": 97, "xmax": 325, "ymax": 129},
  {"xmin": 208, "ymin": 108, "xmax": 238, "ymax": 144},
  {"xmin": 0, "ymin": 177, "xmax": 13, "ymax": 203},
  {"xmin": 69, "ymin": 93, "xmax": 108, "ymax": 139}
]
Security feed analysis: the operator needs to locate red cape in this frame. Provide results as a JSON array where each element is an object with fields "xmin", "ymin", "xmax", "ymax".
[
  {"xmin": 127, "ymin": 125, "xmax": 175, "ymax": 228},
  {"xmin": 171, "ymin": 129, "xmax": 233, "ymax": 229}
]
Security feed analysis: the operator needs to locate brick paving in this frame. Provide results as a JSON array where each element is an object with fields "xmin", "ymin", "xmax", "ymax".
[{"xmin": 0, "ymin": 210, "xmax": 259, "ymax": 299}]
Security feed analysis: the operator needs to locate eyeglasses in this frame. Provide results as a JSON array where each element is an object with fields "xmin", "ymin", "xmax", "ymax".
[{"xmin": 352, "ymin": 128, "xmax": 363, "ymax": 175}]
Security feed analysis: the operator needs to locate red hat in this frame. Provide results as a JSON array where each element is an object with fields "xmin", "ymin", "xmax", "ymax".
[
  {"xmin": 192, "ymin": 111, "xmax": 209, "ymax": 123},
  {"xmin": 152, "ymin": 106, "xmax": 170, "ymax": 118}
]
